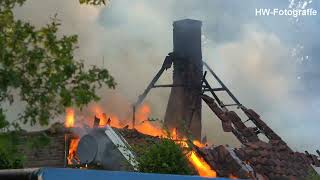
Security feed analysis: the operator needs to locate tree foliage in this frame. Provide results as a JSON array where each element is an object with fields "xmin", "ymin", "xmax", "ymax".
[
  {"xmin": 0, "ymin": 132, "xmax": 24, "ymax": 169},
  {"xmin": 0, "ymin": 149, "xmax": 23, "ymax": 169},
  {"xmin": 137, "ymin": 139, "xmax": 193, "ymax": 175},
  {"xmin": 0, "ymin": 0, "xmax": 115, "ymax": 130}
]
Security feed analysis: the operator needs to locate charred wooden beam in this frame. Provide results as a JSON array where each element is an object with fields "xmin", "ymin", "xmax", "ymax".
[
  {"xmin": 202, "ymin": 75, "xmax": 224, "ymax": 107},
  {"xmin": 94, "ymin": 116, "xmax": 100, "ymax": 128},
  {"xmin": 203, "ymin": 61, "xmax": 241, "ymax": 106},
  {"xmin": 132, "ymin": 106, "xmax": 136, "ymax": 128},
  {"xmin": 223, "ymin": 103, "xmax": 240, "ymax": 107},
  {"xmin": 133, "ymin": 53, "xmax": 173, "ymax": 108},
  {"xmin": 202, "ymin": 87, "xmax": 225, "ymax": 92},
  {"xmin": 153, "ymin": 84, "xmax": 185, "ymax": 88}
]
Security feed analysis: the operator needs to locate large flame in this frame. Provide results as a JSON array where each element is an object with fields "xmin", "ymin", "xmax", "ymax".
[
  {"xmin": 64, "ymin": 104, "xmax": 217, "ymax": 178},
  {"xmin": 65, "ymin": 104, "xmax": 164, "ymax": 165}
]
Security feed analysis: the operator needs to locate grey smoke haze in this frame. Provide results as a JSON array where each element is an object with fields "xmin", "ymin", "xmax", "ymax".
[{"xmin": 11, "ymin": 0, "xmax": 320, "ymax": 152}]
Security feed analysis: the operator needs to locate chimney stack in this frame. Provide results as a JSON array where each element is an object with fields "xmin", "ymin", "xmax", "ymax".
[{"xmin": 164, "ymin": 19, "xmax": 203, "ymax": 140}]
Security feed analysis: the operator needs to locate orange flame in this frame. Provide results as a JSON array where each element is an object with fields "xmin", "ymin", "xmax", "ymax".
[
  {"xmin": 176, "ymin": 140, "xmax": 217, "ymax": 177},
  {"xmin": 64, "ymin": 104, "xmax": 217, "ymax": 178},
  {"xmin": 172, "ymin": 128, "xmax": 177, "ymax": 140},
  {"xmin": 65, "ymin": 104, "xmax": 165, "ymax": 165},
  {"xmin": 134, "ymin": 104, "xmax": 165, "ymax": 137},
  {"xmin": 92, "ymin": 105, "xmax": 122, "ymax": 128},
  {"xmin": 188, "ymin": 151, "xmax": 217, "ymax": 177},
  {"xmin": 67, "ymin": 138, "xmax": 80, "ymax": 164},
  {"xmin": 193, "ymin": 140, "xmax": 205, "ymax": 148},
  {"xmin": 65, "ymin": 108, "xmax": 75, "ymax": 128}
]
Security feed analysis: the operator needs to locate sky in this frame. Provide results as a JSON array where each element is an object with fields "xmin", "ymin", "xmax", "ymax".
[{"xmin": 12, "ymin": 0, "xmax": 320, "ymax": 152}]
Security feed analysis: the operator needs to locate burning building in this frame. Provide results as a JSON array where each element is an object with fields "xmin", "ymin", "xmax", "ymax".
[
  {"xmin": 12, "ymin": 104, "xmax": 320, "ymax": 179},
  {"xmin": 6, "ymin": 19, "xmax": 320, "ymax": 180},
  {"xmin": 130, "ymin": 18, "xmax": 320, "ymax": 179}
]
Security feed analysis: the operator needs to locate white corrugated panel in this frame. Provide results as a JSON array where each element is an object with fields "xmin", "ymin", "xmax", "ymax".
[{"xmin": 104, "ymin": 126, "xmax": 139, "ymax": 170}]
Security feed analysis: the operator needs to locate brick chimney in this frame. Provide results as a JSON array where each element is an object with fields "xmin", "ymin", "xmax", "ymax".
[{"xmin": 164, "ymin": 19, "xmax": 203, "ymax": 140}]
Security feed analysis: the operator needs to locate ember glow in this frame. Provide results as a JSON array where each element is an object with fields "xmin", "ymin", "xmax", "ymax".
[{"xmin": 229, "ymin": 174, "xmax": 238, "ymax": 179}]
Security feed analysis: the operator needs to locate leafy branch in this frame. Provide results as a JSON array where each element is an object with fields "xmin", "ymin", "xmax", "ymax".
[{"xmin": 0, "ymin": 0, "xmax": 115, "ymax": 130}]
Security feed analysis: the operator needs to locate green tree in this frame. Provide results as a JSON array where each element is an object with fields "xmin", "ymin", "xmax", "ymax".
[
  {"xmin": 137, "ymin": 139, "xmax": 193, "ymax": 175},
  {"xmin": 0, "ymin": 132, "xmax": 24, "ymax": 169},
  {"xmin": 0, "ymin": 0, "xmax": 113, "ymax": 168},
  {"xmin": 0, "ymin": 149, "xmax": 23, "ymax": 169},
  {"xmin": 0, "ymin": 0, "xmax": 114, "ymax": 130}
]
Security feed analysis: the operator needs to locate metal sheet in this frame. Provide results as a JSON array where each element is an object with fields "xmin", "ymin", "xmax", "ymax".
[{"xmin": 77, "ymin": 135, "xmax": 98, "ymax": 164}]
